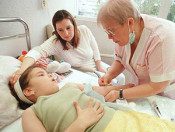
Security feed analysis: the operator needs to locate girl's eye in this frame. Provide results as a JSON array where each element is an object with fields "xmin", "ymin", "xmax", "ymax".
[
  {"xmin": 58, "ymin": 29, "xmax": 63, "ymax": 32},
  {"xmin": 38, "ymin": 73, "xmax": 44, "ymax": 76}
]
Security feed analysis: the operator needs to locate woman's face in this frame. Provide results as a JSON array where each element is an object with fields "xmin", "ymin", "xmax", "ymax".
[
  {"xmin": 56, "ymin": 19, "xmax": 74, "ymax": 42},
  {"xmin": 102, "ymin": 19, "xmax": 130, "ymax": 46},
  {"xmin": 28, "ymin": 67, "xmax": 59, "ymax": 97}
]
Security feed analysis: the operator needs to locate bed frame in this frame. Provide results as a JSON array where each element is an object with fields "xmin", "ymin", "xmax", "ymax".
[
  {"xmin": 0, "ymin": 17, "xmax": 31, "ymax": 56},
  {"xmin": 0, "ymin": 17, "xmax": 31, "ymax": 132}
]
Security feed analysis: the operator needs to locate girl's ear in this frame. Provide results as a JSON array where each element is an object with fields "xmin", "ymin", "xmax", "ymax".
[{"xmin": 23, "ymin": 87, "xmax": 35, "ymax": 97}]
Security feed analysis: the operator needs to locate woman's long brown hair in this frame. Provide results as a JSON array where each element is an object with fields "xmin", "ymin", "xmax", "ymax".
[{"xmin": 52, "ymin": 10, "xmax": 79, "ymax": 50}]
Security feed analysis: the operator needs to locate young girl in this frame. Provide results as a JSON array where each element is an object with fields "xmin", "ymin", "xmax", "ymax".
[{"xmin": 10, "ymin": 65, "xmax": 175, "ymax": 132}]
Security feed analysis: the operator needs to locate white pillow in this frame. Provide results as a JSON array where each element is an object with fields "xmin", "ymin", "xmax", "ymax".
[{"xmin": 0, "ymin": 56, "xmax": 23, "ymax": 129}]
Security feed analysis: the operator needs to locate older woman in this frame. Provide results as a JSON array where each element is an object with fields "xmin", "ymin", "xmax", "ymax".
[{"xmin": 97, "ymin": 0, "xmax": 175, "ymax": 101}]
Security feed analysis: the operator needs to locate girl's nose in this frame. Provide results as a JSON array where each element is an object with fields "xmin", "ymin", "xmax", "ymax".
[
  {"xmin": 64, "ymin": 30, "xmax": 69, "ymax": 36},
  {"xmin": 48, "ymin": 73, "xmax": 53, "ymax": 78}
]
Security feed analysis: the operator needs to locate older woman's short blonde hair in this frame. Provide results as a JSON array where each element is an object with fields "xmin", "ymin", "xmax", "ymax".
[{"xmin": 97, "ymin": 0, "xmax": 141, "ymax": 25}]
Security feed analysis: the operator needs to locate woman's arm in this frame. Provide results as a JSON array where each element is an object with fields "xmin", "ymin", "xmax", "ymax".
[
  {"xmin": 10, "ymin": 36, "xmax": 58, "ymax": 85},
  {"xmin": 84, "ymin": 26, "xmax": 105, "ymax": 72},
  {"xmin": 22, "ymin": 108, "xmax": 46, "ymax": 132},
  {"xmin": 105, "ymin": 81, "xmax": 170, "ymax": 102},
  {"xmin": 123, "ymin": 81, "xmax": 170, "ymax": 99},
  {"xmin": 10, "ymin": 57, "xmax": 35, "ymax": 85},
  {"xmin": 95, "ymin": 60, "xmax": 106, "ymax": 73},
  {"xmin": 99, "ymin": 60, "xmax": 124, "ymax": 86},
  {"xmin": 105, "ymin": 60, "xmax": 124, "ymax": 80},
  {"xmin": 93, "ymin": 83, "xmax": 134, "ymax": 96}
]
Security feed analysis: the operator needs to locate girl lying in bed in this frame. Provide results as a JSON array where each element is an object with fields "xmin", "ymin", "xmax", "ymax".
[{"xmin": 10, "ymin": 65, "xmax": 175, "ymax": 132}]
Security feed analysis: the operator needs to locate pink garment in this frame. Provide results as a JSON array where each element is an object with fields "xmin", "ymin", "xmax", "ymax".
[{"xmin": 114, "ymin": 14, "xmax": 175, "ymax": 99}]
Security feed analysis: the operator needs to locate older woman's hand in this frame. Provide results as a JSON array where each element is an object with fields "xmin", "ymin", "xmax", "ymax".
[
  {"xmin": 104, "ymin": 83, "xmax": 135, "ymax": 102},
  {"xmin": 98, "ymin": 76, "xmax": 111, "ymax": 86},
  {"xmin": 73, "ymin": 98, "xmax": 104, "ymax": 130},
  {"xmin": 104, "ymin": 90, "xmax": 118, "ymax": 102}
]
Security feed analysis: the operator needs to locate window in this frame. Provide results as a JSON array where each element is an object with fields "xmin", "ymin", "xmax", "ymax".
[
  {"xmin": 76, "ymin": 0, "xmax": 175, "ymax": 22},
  {"xmin": 135, "ymin": 0, "xmax": 161, "ymax": 16},
  {"xmin": 77, "ymin": 0, "xmax": 106, "ymax": 18},
  {"xmin": 167, "ymin": 0, "xmax": 175, "ymax": 22}
]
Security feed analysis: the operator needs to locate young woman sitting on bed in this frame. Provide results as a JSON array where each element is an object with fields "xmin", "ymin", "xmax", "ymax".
[
  {"xmin": 10, "ymin": 9, "xmax": 125, "ymax": 89},
  {"xmin": 10, "ymin": 65, "xmax": 175, "ymax": 132}
]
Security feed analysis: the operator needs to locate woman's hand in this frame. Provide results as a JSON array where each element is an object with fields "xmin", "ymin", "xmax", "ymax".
[
  {"xmin": 9, "ymin": 69, "xmax": 22, "ymax": 86},
  {"xmin": 98, "ymin": 76, "xmax": 111, "ymax": 86},
  {"xmin": 97, "ymin": 66, "xmax": 106, "ymax": 73},
  {"xmin": 104, "ymin": 90, "xmax": 118, "ymax": 102},
  {"xmin": 73, "ymin": 99, "xmax": 104, "ymax": 131},
  {"xmin": 35, "ymin": 57, "xmax": 49, "ymax": 68}
]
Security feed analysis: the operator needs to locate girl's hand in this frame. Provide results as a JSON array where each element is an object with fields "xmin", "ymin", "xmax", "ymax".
[
  {"xmin": 73, "ymin": 99, "xmax": 104, "ymax": 130},
  {"xmin": 76, "ymin": 83, "xmax": 84, "ymax": 91}
]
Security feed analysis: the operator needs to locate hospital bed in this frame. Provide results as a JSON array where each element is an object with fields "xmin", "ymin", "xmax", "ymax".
[{"xmin": 1, "ymin": 17, "xmax": 175, "ymax": 132}]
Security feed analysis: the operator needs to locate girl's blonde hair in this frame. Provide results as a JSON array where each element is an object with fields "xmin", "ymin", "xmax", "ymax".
[{"xmin": 97, "ymin": 0, "xmax": 141, "ymax": 25}]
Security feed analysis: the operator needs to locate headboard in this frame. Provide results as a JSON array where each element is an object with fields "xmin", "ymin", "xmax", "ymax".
[{"xmin": 0, "ymin": 17, "xmax": 31, "ymax": 57}]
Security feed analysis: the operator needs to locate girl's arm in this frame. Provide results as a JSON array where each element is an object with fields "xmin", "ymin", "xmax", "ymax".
[
  {"xmin": 22, "ymin": 108, "xmax": 46, "ymax": 132},
  {"xmin": 22, "ymin": 100, "xmax": 104, "ymax": 132}
]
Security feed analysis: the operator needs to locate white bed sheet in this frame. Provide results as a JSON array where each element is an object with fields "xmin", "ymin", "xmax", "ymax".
[
  {"xmin": 2, "ymin": 69, "xmax": 175, "ymax": 131},
  {"xmin": 1, "ymin": 118, "xmax": 22, "ymax": 132}
]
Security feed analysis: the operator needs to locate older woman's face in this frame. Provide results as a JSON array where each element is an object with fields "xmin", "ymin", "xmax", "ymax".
[
  {"xmin": 56, "ymin": 19, "xmax": 74, "ymax": 42},
  {"xmin": 102, "ymin": 19, "xmax": 129, "ymax": 46}
]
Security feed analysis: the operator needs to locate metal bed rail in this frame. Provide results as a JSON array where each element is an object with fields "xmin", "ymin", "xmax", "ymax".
[{"xmin": 0, "ymin": 17, "xmax": 31, "ymax": 50}]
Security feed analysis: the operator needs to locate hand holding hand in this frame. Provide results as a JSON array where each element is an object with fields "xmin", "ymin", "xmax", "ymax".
[
  {"xmin": 98, "ymin": 76, "xmax": 110, "ymax": 86},
  {"xmin": 73, "ymin": 99, "xmax": 104, "ymax": 130},
  {"xmin": 104, "ymin": 90, "xmax": 118, "ymax": 102}
]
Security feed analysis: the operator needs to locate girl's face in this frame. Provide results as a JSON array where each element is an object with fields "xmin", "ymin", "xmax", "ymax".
[
  {"xmin": 28, "ymin": 67, "xmax": 59, "ymax": 97},
  {"xmin": 56, "ymin": 19, "xmax": 74, "ymax": 42},
  {"xmin": 102, "ymin": 18, "xmax": 130, "ymax": 46}
]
